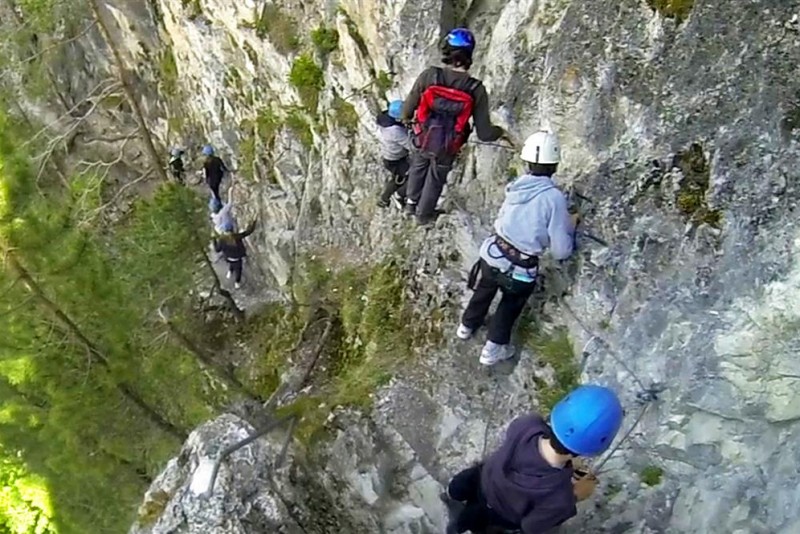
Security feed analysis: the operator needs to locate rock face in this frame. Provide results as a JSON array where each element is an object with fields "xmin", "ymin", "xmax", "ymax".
[{"xmin": 73, "ymin": 0, "xmax": 800, "ymax": 532}]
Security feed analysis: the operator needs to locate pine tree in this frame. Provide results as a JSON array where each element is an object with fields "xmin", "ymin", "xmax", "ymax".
[{"xmin": 0, "ymin": 109, "xmax": 233, "ymax": 533}]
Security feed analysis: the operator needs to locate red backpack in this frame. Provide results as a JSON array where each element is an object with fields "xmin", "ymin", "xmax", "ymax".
[{"xmin": 413, "ymin": 67, "xmax": 481, "ymax": 158}]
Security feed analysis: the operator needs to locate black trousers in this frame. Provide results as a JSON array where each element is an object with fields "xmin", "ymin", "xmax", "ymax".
[
  {"xmin": 379, "ymin": 157, "xmax": 410, "ymax": 203},
  {"xmin": 208, "ymin": 178, "xmax": 222, "ymax": 202},
  {"xmin": 448, "ymin": 465, "xmax": 518, "ymax": 533},
  {"xmin": 406, "ymin": 151, "xmax": 455, "ymax": 223},
  {"xmin": 226, "ymin": 259, "xmax": 243, "ymax": 283},
  {"xmin": 461, "ymin": 260, "xmax": 537, "ymax": 345}
]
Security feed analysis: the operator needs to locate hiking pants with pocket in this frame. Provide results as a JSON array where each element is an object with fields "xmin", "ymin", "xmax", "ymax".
[
  {"xmin": 406, "ymin": 151, "xmax": 455, "ymax": 223},
  {"xmin": 379, "ymin": 157, "xmax": 410, "ymax": 203},
  {"xmin": 461, "ymin": 259, "xmax": 537, "ymax": 345},
  {"xmin": 448, "ymin": 464, "xmax": 519, "ymax": 533}
]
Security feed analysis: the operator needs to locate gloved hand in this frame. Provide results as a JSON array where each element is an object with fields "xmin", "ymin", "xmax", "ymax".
[{"xmin": 572, "ymin": 471, "xmax": 598, "ymax": 501}]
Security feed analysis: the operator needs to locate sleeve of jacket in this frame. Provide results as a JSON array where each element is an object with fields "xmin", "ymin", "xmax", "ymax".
[
  {"xmin": 238, "ymin": 219, "xmax": 257, "ymax": 238},
  {"xmin": 521, "ymin": 502, "xmax": 577, "ymax": 534},
  {"xmin": 547, "ymin": 191, "xmax": 575, "ymax": 261},
  {"xmin": 471, "ymin": 84, "xmax": 504, "ymax": 142},
  {"xmin": 401, "ymin": 68, "xmax": 432, "ymax": 122}
]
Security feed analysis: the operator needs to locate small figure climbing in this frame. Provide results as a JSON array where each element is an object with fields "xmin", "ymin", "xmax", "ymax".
[
  {"xmin": 457, "ymin": 130, "xmax": 575, "ymax": 365},
  {"xmin": 401, "ymin": 27, "xmax": 510, "ymax": 225},
  {"xmin": 168, "ymin": 147, "xmax": 186, "ymax": 183},
  {"xmin": 443, "ymin": 385, "xmax": 624, "ymax": 534},
  {"xmin": 210, "ymin": 183, "xmax": 236, "ymax": 235},
  {"xmin": 202, "ymin": 144, "xmax": 228, "ymax": 202},
  {"xmin": 376, "ymin": 99, "xmax": 412, "ymax": 209},
  {"xmin": 213, "ymin": 219, "xmax": 256, "ymax": 290}
]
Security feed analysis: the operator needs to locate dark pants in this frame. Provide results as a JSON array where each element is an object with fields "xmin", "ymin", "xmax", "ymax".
[
  {"xmin": 379, "ymin": 157, "xmax": 410, "ymax": 203},
  {"xmin": 227, "ymin": 259, "xmax": 243, "ymax": 283},
  {"xmin": 462, "ymin": 260, "xmax": 537, "ymax": 345},
  {"xmin": 406, "ymin": 151, "xmax": 455, "ymax": 223},
  {"xmin": 448, "ymin": 465, "xmax": 518, "ymax": 533},
  {"xmin": 208, "ymin": 178, "xmax": 222, "ymax": 202}
]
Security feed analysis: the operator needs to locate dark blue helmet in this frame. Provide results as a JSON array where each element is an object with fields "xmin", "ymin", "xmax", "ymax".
[{"xmin": 445, "ymin": 28, "xmax": 476, "ymax": 53}]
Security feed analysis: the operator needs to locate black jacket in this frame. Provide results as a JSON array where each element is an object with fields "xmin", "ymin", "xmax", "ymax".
[
  {"xmin": 204, "ymin": 155, "xmax": 228, "ymax": 185},
  {"xmin": 214, "ymin": 220, "xmax": 256, "ymax": 260}
]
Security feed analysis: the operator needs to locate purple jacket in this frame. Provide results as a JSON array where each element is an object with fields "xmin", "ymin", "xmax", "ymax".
[{"xmin": 481, "ymin": 414, "xmax": 577, "ymax": 533}]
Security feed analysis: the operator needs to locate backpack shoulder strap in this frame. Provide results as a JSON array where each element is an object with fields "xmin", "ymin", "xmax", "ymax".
[
  {"xmin": 464, "ymin": 76, "xmax": 482, "ymax": 97},
  {"xmin": 430, "ymin": 66, "xmax": 444, "ymax": 86}
]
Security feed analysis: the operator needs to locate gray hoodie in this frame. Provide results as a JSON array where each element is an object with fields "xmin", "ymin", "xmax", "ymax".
[{"xmin": 479, "ymin": 174, "xmax": 574, "ymax": 282}]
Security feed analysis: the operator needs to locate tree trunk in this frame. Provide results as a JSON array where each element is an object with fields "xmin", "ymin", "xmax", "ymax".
[
  {"xmin": 5, "ymin": 252, "xmax": 186, "ymax": 440},
  {"xmin": 88, "ymin": 0, "xmax": 170, "ymax": 183}
]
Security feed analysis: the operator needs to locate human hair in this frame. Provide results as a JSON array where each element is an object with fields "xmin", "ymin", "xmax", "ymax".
[
  {"xmin": 544, "ymin": 419, "xmax": 577, "ymax": 456},
  {"xmin": 441, "ymin": 44, "xmax": 473, "ymax": 69},
  {"xmin": 526, "ymin": 162, "xmax": 558, "ymax": 177}
]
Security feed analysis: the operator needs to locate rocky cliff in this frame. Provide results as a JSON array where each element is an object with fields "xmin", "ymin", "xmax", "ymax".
[{"xmin": 66, "ymin": 0, "xmax": 800, "ymax": 532}]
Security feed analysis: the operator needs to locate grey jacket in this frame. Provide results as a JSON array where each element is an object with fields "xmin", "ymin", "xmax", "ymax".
[
  {"xmin": 377, "ymin": 111, "xmax": 411, "ymax": 161},
  {"xmin": 479, "ymin": 174, "xmax": 575, "ymax": 281}
]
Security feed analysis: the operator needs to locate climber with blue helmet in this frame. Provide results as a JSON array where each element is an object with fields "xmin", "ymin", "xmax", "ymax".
[
  {"xmin": 400, "ymin": 27, "xmax": 510, "ymax": 225},
  {"xmin": 376, "ymin": 99, "xmax": 413, "ymax": 209},
  {"xmin": 168, "ymin": 147, "xmax": 185, "ymax": 183},
  {"xmin": 202, "ymin": 144, "xmax": 229, "ymax": 202},
  {"xmin": 444, "ymin": 385, "xmax": 624, "ymax": 534}
]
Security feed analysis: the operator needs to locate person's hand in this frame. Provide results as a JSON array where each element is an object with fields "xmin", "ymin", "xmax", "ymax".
[
  {"xmin": 571, "ymin": 212, "xmax": 581, "ymax": 228},
  {"xmin": 572, "ymin": 471, "xmax": 598, "ymax": 501}
]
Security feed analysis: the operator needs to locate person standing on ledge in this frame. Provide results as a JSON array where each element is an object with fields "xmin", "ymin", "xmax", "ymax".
[{"xmin": 401, "ymin": 27, "xmax": 510, "ymax": 225}]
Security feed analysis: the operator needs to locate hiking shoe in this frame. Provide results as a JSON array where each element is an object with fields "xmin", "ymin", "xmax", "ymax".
[
  {"xmin": 226, "ymin": 270, "xmax": 232, "ymax": 280},
  {"xmin": 479, "ymin": 341, "xmax": 516, "ymax": 366},
  {"xmin": 234, "ymin": 282, "xmax": 241, "ymax": 290},
  {"xmin": 456, "ymin": 324, "xmax": 474, "ymax": 340},
  {"xmin": 377, "ymin": 198, "xmax": 390, "ymax": 209},
  {"xmin": 404, "ymin": 202, "xmax": 417, "ymax": 217}
]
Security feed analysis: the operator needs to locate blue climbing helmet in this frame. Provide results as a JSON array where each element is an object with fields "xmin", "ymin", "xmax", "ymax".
[
  {"xmin": 387, "ymin": 100, "xmax": 403, "ymax": 120},
  {"xmin": 202, "ymin": 144, "xmax": 215, "ymax": 156},
  {"xmin": 550, "ymin": 385, "xmax": 624, "ymax": 456},
  {"xmin": 445, "ymin": 28, "xmax": 476, "ymax": 53},
  {"xmin": 221, "ymin": 220, "xmax": 235, "ymax": 233}
]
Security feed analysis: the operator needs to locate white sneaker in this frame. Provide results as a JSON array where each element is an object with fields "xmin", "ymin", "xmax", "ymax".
[
  {"xmin": 226, "ymin": 270, "xmax": 232, "ymax": 280},
  {"xmin": 456, "ymin": 324, "xmax": 474, "ymax": 340},
  {"xmin": 234, "ymin": 282, "xmax": 241, "ymax": 290},
  {"xmin": 479, "ymin": 341, "xmax": 515, "ymax": 366}
]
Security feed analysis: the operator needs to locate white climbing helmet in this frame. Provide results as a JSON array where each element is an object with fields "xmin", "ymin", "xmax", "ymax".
[{"xmin": 520, "ymin": 130, "xmax": 561, "ymax": 164}]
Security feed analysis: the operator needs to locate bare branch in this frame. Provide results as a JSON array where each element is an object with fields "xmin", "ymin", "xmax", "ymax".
[{"xmin": 19, "ymin": 20, "xmax": 98, "ymax": 64}]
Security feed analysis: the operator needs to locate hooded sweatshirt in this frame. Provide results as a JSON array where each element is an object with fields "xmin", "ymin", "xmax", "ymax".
[
  {"xmin": 376, "ymin": 111, "xmax": 411, "ymax": 161},
  {"xmin": 479, "ymin": 174, "xmax": 574, "ymax": 282},
  {"xmin": 481, "ymin": 414, "xmax": 577, "ymax": 533}
]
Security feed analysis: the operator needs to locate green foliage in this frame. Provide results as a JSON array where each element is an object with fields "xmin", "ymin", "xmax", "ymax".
[
  {"xmin": 242, "ymin": 41, "xmax": 259, "ymax": 66},
  {"xmin": 224, "ymin": 66, "xmax": 244, "ymax": 92},
  {"xmin": 157, "ymin": 47, "xmax": 178, "ymax": 96},
  {"xmin": 332, "ymin": 96, "xmax": 359, "ymax": 135},
  {"xmin": 0, "ymin": 451, "xmax": 56, "ymax": 534},
  {"xmin": 278, "ymin": 253, "xmax": 441, "ymax": 445},
  {"xmin": 254, "ymin": 4, "xmax": 300, "ymax": 54},
  {"xmin": 289, "ymin": 55, "xmax": 325, "ymax": 112},
  {"xmin": 181, "ymin": 0, "xmax": 203, "ymax": 20},
  {"xmin": 646, "ymin": 0, "xmax": 694, "ymax": 22},
  {"xmin": 673, "ymin": 143, "xmax": 722, "ymax": 228},
  {"xmin": 374, "ymin": 70, "xmax": 394, "ymax": 95},
  {"xmin": 519, "ymin": 321, "xmax": 579, "ymax": 414},
  {"xmin": 311, "ymin": 26, "xmax": 339, "ymax": 57},
  {"xmin": 285, "ymin": 108, "xmax": 314, "ymax": 148},
  {"xmin": 0, "ymin": 112, "xmax": 232, "ymax": 533},
  {"xmin": 640, "ymin": 465, "xmax": 664, "ymax": 486}
]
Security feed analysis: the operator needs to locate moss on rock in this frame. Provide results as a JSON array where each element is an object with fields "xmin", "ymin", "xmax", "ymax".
[
  {"xmin": 673, "ymin": 142, "xmax": 722, "ymax": 228},
  {"xmin": 647, "ymin": 0, "xmax": 694, "ymax": 22},
  {"xmin": 289, "ymin": 55, "xmax": 325, "ymax": 112}
]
